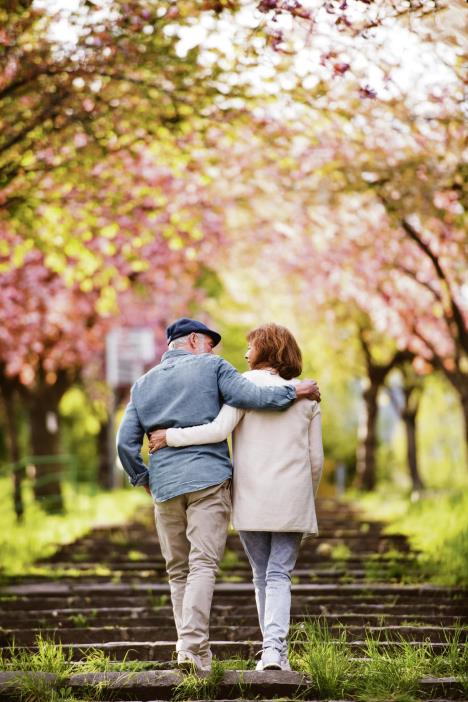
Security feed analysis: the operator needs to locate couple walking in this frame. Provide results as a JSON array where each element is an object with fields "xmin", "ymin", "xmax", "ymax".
[{"xmin": 117, "ymin": 317, "xmax": 323, "ymax": 673}]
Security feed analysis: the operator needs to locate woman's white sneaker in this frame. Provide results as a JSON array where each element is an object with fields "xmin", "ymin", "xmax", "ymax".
[
  {"xmin": 280, "ymin": 653, "xmax": 292, "ymax": 671},
  {"xmin": 261, "ymin": 648, "xmax": 282, "ymax": 670}
]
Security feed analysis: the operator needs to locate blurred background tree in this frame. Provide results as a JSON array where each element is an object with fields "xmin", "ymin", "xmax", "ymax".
[{"xmin": 0, "ymin": 0, "xmax": 466, "ymax": 517}]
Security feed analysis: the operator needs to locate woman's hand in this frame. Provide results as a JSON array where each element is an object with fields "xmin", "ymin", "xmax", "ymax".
[{"xmin": 149, "ymin": 429, "xmax": 168, "ymax": 453}]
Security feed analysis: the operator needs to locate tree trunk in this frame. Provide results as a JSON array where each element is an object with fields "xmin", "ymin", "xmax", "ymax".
[
  {"xmin": 97, "ymin": 386, "xmax": 120, "ymax": 489},
  {"xmin": 443, "ymin": 370, "xmax": 468, "ymax": 470},
  {"xmin": 356, "ymin": 330, "xmax": 413, "ymax": 492},
  {"xmin": 464, "ymin": 400, "xmax": 468, "ymax": 462},
  {"xmin": 29, "ymin": 389, "xmax": 64, "ymax": 513},
  {"xmin": 356, "ymin": 380, "xmax": 379, "ymax": 491},
  {"xmin": 458, "ymin": 388, "xmax": 468, "ymax": 465},
  {"xmin": 402, "ymin": 407, "xmax": 423, "ymax": 491},
  {"xmin": 28, "ymin": 370, "xmax": 73, "ymax": 513},
  {"xmin": 459, "ymin": 387, "xmax": 468, "ymax": 469},
  {"xmin": 401, "ymin": 367, "xmax": 424, "ymax": 491},
  {"xmin": 97, "ymin": 421, "xmax": 113, "ymax": 489},
  {"xmin": 0, "ymin": 380, "xmax": 24, "ymax": 519}
]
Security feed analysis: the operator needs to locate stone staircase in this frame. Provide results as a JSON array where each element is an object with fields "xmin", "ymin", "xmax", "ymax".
[{"xmin": 0, "ymin": 498, "xmax": 466, "ymax": 701}]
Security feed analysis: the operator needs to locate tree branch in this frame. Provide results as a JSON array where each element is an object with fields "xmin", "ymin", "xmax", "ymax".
[{"xmin": 401, "ymin": 218, "xmax": 468, "ymax": 356}]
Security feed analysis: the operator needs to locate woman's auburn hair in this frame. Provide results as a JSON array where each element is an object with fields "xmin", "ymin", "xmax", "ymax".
[{"xmin": 247, "ymin": 323, "xmax": 302, "ymax": 380}]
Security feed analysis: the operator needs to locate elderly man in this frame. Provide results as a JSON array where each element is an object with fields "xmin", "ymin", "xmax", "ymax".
[{"xmin": 117, "ymin": 317, "xmax": 320, "ymax": 673}]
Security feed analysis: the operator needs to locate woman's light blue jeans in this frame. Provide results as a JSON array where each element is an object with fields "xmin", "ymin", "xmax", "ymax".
[{"xmin": 239, "ymin": 531, "xmax": 302, "ymax": 653}]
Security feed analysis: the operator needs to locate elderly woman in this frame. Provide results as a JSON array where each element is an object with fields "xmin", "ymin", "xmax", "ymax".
[{"xmin": 149, "ymin": 323, "xmax": 323, "ymax": 671}]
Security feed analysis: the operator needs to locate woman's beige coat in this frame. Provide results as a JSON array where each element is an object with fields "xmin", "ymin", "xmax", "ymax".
[{"xmin": 166, "ymin": 369, "xmax": 324, "ymax": 534}]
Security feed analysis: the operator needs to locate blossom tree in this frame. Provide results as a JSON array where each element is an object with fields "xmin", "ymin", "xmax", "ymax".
[
  {"xmin": 0, "ymin": 145, "xmax": 225, "ymax": 511},
  {"xmin": 1, "ymin": 0, "xmax": 465, "ymax": 509}
]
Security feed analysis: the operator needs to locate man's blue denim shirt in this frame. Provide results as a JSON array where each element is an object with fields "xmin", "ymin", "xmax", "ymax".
[{"xmin": 116, "ymin": 350, "xmax": 297, "ymax": 502}]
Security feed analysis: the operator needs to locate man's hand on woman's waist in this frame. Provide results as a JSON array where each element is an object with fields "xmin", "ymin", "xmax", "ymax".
[{"xmin": 149, "ymin": 429, "xmax": 168, "ymax": 453}]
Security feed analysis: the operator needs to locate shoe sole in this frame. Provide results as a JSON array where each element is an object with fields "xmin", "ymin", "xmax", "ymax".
[{"xmin": 262, "ymin": 663, "xmax": 282, "ymax": 670}]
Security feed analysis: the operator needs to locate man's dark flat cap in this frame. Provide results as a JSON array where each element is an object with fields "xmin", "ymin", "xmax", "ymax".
[{"xmin": 166, "ymin": 317, "xmax": 221, "ymax": 347}]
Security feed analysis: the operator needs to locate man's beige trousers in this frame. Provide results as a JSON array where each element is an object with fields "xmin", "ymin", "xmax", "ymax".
[{"xmin": 154, "ymin": 480, "xmax": 231, "ymax": 658}]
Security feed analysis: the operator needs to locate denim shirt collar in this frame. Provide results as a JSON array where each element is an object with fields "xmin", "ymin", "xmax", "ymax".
[{"xmin": 161, "ymin": 349, "xmax": 192, "ymax": 362}]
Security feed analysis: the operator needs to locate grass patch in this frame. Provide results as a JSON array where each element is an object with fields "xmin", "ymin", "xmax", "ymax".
[
  {"xmin": 5, "ymin": 679, "xmax": 80, "ymax": 702},
  {"xmin": 172, "ymin": 658, "xmax": 225, "ymax": 701},
  {"xmin": 0, "ymin": 635, "xmax": 73, "ymax": 674},
  {"xmin": 430, "ymin": 626, "xmax": 468, "ymax": 687},
  {"xmin": 364, "ymin": 556, "xmax": 415, "ymax": 583},
  {"xmin": 67, "ymin": 613, "xmax": 92, "ymax": 628},
  {"xmin": 0, "ymin": 636, "xmax": 76, "ymax": 702},
  {"xmin": 19, "ymin": 565, "xmax": 113, "ymax": 579},
  {"xmin": 128, "ymin": 550, "xmax": 147, "ymax": 562},
  {"xmin": 0, "ymin": 639, "xmax": 161, "ymax": 701},
  {"xmin": 219, "ymin": 574, "xmax": 243, "ymax": 583},
  {"xmin": 0, "ymin": 478, "xmax": 149, "ymax": 575},
  {"xmin": 171, "ymin": 658, "xmax": 256, "ymax": 701},
  {"xmin": 290, "ymin": 619, "xmax": 353, "ymax": 699},
  {"xmin": 70, "ymin": 551, "xmax": 89, "ymax": 563},
  {"xmin": 221, "ymin": 657, "xmax": 255, "ymax": 670},
  {"xmin": 330, "ymin": 543, "xmax": 351, "ymax": 561},
  {"xmin": 289, "ymin": 619, "xmax": 468, "ymax": 700},
  {"xmin": 79, "ymin": 647, "xmax": 153, "ymax": 673},
  {"xmin": 351, "ymin": 488, "xmax": 468, "ymax": 586},
  {"xmin": 147, "ymin": 591, "xmax": 169, "ymax": 609},
  {"xmin": 1, "ymin": 629, "xmax": 466, "ymax": 701},
  {"xmin": 219, "ymin": 548, "xmax": 241, "ymax": 570},
  {"xmin": 356, "ymin": 636, "xmax": 431, "ymax": 701}
]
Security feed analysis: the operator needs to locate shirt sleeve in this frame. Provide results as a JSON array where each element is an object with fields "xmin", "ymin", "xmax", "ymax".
[
  {"xmin": 166, "ymin": 403, "xmax": 243, "ymax": 446},
  {"xmin": 308, "ymin": 404, "xmax": 324, "ymax": 496},
  {"xmin": 216, "ymin": 358, "xmax": 296, "ymax": 409},
  {"xmin": 116, "ymin": 389, "xmax": 149, "ymax": 487}
]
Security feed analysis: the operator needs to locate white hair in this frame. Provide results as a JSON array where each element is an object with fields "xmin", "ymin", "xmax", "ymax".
[{"xmin": 168, "ymin": 332, "xmax": 205, "ymax": 350}]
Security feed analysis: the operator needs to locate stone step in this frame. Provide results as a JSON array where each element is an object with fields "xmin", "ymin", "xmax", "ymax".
[
  {"xmin": 47, "ymin": 529, "xmax": 394, "ymax": 548},
  {"xmin": 64, "ymin": 536, "xmax": 385, "ymax": 555},
  {"xmin": 4, "ymin": 582, "xmax": 463, "ymax": 597},
  {"xmin": 3, "ymin": 599, "xmax": 466, "ymax": 613},
  {"xmin": 3, "ymin": 611, "xmax": 464, "ymax": 629},
  {"xmin": 0, "ymin": 670, "xmax": 464, "ymax": 702},
  {"xmin": 10, "ymin": 570, "xmax": 423, "ymax": 584},
  {"xmin": 45, "ymin": 537, "xmax": 412, "ymax": 556},
  {"xmin": 49, "ymin": 535, "xmax": 413, "ymax": 554},
  {"xmin": 33, "ymin": 559, "xmax": 419, "ymax": 572},
  {"xmin": 4, "ymin": 576, "xmax": 425, "ymax": 589},
  {"xmin": 2, "ymin": 593, "xmax": 464, "ymax": 612},
  {"xmin": 2, "ymin": 639, "xmax": 464, "ymax": 662},
  {"xmin": 2, "ymin": 623, "xmax": 465, "ymax": 646},
  {"xmin": 1, "ymin": 500, "xmax": 465, "ymax": 701},
  {"xmin": 2, "ymin": 598, "xmax": 464, "ymax": 616}
]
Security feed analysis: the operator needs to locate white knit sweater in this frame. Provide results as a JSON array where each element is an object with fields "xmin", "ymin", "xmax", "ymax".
[{"xmin": 166, "ymin": 369, "xmax": 323, "ymax": 534}]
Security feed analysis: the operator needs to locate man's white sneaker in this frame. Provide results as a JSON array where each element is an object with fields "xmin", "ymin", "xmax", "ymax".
[
  {"xmin": 256, "ymin": 659, "xmax": 264, "ymax": 671},
  {"xmin": 200, "ymin": 650, "xmax": 212, "ymax": 671},
  {"xmin": 177, "ymin": 650, "xmax": 211, "ymax": 674},
  {"xmin": 261, "ymin": 647, "xmax": 282, "ymax": 670}
]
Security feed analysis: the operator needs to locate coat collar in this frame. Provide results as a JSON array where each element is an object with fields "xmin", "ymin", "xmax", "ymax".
[{"xmin": 161, "ymin": 349, "xmax": 192, "ymax": 362}]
